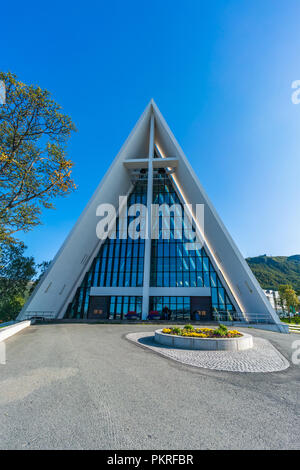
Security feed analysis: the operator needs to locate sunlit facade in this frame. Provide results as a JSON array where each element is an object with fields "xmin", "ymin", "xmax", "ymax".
[
  {"xmin": 65, "ymin": 169, "xmax": 235, "ymax": 321},
  {"xmin": 19, "ymin": 100, "xmax": 284, "ymax": 331}
]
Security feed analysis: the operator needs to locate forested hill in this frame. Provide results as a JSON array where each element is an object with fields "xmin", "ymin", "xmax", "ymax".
[{"xmin": 246, "ymin": 255, "xmax": 300, "ymax": 293}]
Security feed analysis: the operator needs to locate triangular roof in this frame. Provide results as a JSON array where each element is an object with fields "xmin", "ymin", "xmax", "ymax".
[{"xmin": 18, "ymin": 100, "xmax": 282, "ymax": 329}]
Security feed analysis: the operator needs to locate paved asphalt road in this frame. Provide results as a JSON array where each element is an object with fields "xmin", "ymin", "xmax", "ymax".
[{"xmin": 0, "ymin": 324, "xmax": 299, "ymax": 450}]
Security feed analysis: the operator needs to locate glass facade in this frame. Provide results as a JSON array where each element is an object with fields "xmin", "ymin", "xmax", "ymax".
[
  {"xmin": 65, "ymin": 169, "xmax": 236, "ymax": 319},
  {"xmin": 150, "ymin": 296, "xmax": 191, "ymax": 321},
  {"xmin": 97, "ymin": 175, "xmax": 147, "ymax": 288},
  {"xmin": 65, "ymin": 175, "xmax": 147, "ymax": 319},
  {"xmin": 150, "ymin": 171, "xmax": 235, "ymax": 313},
  {"xmin": 109, "ymin": 296, "xmax": 142, "ymax": 320}
]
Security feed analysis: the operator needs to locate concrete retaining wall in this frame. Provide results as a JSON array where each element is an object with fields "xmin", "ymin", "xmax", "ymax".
[
  {"xmin": 0, "ymin": 321, "xmax": 31, "ymax": 342},
  {"xmin": 154, "ymin": 329, "xmax": 253, "ymax": 351}
]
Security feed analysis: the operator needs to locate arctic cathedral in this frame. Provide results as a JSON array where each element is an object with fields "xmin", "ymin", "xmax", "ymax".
[{"xmin": 18, "ymin": 100, "xmax": 286, "ymax": 332}]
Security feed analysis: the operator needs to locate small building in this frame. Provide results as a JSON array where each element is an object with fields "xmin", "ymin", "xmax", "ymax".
[{"xmin": 263, "ymin": 290, "xmax": 283, "ymax": 314}]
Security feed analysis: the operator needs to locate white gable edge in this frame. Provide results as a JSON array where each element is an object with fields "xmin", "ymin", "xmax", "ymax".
[
  {"xmin": 152, "ymin": 101, "xmax": 280, "ymax": 325},
  {"xmin": 18, "ymin": 102, "xmax": 153, "ymax": 320}
]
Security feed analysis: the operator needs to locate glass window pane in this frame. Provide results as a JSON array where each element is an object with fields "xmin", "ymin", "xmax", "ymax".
[
  {"xmin": 210, "ymin": 272, "xmax": 217, "ymax": 287},
  {"xmin": 212, "ymin": 288, "xmax": 218, "ymax": 304},
  {"xmin": 183, "ymin": 272, "xmax": 189, "ymax": 287},
  {"xmin": 203, "ymin": 257, "xmax": 209, "ymax": 271},
  {"xmin": 203, "ymin": 272, "xmax": 210, "ymax": 287},
  {"xmin": 196, "ymin": 272, "xmax": 203, "ymax": 287},
  {"xmin": 190, "ymin": 272, "xmax": 196, "ymax": 287}
]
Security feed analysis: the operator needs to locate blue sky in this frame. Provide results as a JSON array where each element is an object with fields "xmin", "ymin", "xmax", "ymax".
[{"xmin": 2, "ymin": 0, "xmax": 300, "ymax": 263}]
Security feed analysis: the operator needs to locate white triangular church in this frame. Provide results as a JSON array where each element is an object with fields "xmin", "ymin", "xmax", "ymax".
[{"xmin": 18, "ymin": 100, "xmax": 286, "ymax": 332}]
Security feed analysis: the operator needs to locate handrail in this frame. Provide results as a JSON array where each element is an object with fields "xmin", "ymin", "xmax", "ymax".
[
  {"xmin": 21, "ymin": 310, "xmax": 280, "ymax": 325},
  {"xmin": 212, "ymin": 310, "xmax": 279, "ymax": 324},
  {"xmin": 22, "ymin": 311, "xmax": 56, "ymax": 320}
]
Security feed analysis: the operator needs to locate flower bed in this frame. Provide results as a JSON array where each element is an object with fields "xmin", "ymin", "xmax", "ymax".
[
  {"xmin": 155, "ymin": 324, "xmax": 253, "ymax": 351},
  {"xmin": 162, "ymin": 324, "xmax": 242, "ymax": 338}
]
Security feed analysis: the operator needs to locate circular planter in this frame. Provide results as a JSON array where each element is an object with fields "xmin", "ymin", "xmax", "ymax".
[{"xmin": 154, "ymin": 329, "xmax": 253, "ymax": 351}]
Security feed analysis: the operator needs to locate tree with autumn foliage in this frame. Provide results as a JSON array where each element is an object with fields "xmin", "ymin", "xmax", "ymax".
[
  {"xmin": 0, "ymin": 71, "xmax": 76, "ymax": 244},
  {"xmin": 278, "ymin": 284, "xmax": 300, "ymax": 319}
]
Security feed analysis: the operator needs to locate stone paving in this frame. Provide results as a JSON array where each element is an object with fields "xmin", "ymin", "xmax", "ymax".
[{"xmin": 126, "ymin": 332, "xmax": 290, "ymax": 373}]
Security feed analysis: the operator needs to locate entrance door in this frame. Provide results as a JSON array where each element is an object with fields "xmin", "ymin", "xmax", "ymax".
[
  {"xmin": 88, "ymin": 296, "xmax": 109, "ymax": 319},
  {"xmin": 190, "ymin": 296, "xmax": 212, "ymax": 321}
]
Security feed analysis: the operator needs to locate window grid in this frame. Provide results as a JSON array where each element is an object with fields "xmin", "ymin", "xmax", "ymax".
[
  {"xmin": 150, "ymin": 296, "xmax": 191, "ymax": 321},
  {"xmin": 109, "ymin": 296, "xmax": 142, "ymax": 320},
  {"xmin": 65, "ymin": 177, "xmax": 147, "ymax": 318},
  {"xmin": 65, "ymin": 171, "xmax": 236, "ymax": 319},
  {"xmin": 150, "ymin": 172, "xmax": 235, "ymax": 313}
]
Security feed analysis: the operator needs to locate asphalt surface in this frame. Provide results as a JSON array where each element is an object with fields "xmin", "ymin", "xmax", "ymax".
[{"xmin": 0, "ymin": 323, "xmax": 299, "ymax": 450}]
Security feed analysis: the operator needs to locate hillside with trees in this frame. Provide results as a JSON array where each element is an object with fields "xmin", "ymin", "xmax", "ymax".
[{"xmin": 246, "ymin": 255, "xmax": 300, "ymax": 294}]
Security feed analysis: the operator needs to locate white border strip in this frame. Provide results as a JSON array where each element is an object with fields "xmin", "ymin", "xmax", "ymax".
[{"xmin": 0, "ymin": 321, "xmax": 31, "ymax": 342}]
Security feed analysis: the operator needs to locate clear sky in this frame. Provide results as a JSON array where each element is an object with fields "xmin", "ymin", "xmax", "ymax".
[{"xmin": 1, "ymin": 0, "xmax": 300, "ymax": 263}]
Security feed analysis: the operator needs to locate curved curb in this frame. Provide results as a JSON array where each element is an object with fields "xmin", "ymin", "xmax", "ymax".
[{"xmin": 126, "ymin": 332, "xmax": 290, "ymax": 373}]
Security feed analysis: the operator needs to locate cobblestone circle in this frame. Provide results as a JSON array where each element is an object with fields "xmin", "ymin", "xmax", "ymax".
[{"xmin": 126, "ymin": 332, "xmax": 290, "ymax": 373}]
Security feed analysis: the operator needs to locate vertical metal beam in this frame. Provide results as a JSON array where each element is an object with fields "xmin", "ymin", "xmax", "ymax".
[{"xmin": 142, "ymin": 112, "xmax": 154, "ymax": 319}]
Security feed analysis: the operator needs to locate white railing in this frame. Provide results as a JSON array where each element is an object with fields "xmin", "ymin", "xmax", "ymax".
[
  {"xmin": 243, "ymin": 313, "xmax": 278, "ymax": 324},
  {"xmin": 212, "ymin": 310, "xmax": 278, "ymax": 324},
  {"xmin": 22, "ymin": 311, "xmax": 56, "ymax": 320},
  {"xmin": 20, "ymin": 310, "xmax": 282, "ymax": 325}
]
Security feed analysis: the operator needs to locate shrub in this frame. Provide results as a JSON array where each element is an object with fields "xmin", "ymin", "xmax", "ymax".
[
  {"xmin": 171, "ymin": 327, "xmax": 181, "ymax": 335},
  {"xmin": 214, "ymin": 324, "xmax": 228, "ymax": 337},
  {"xmin": 184, "ymin": 324, "xmax": 194, "ymax": 331}
]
